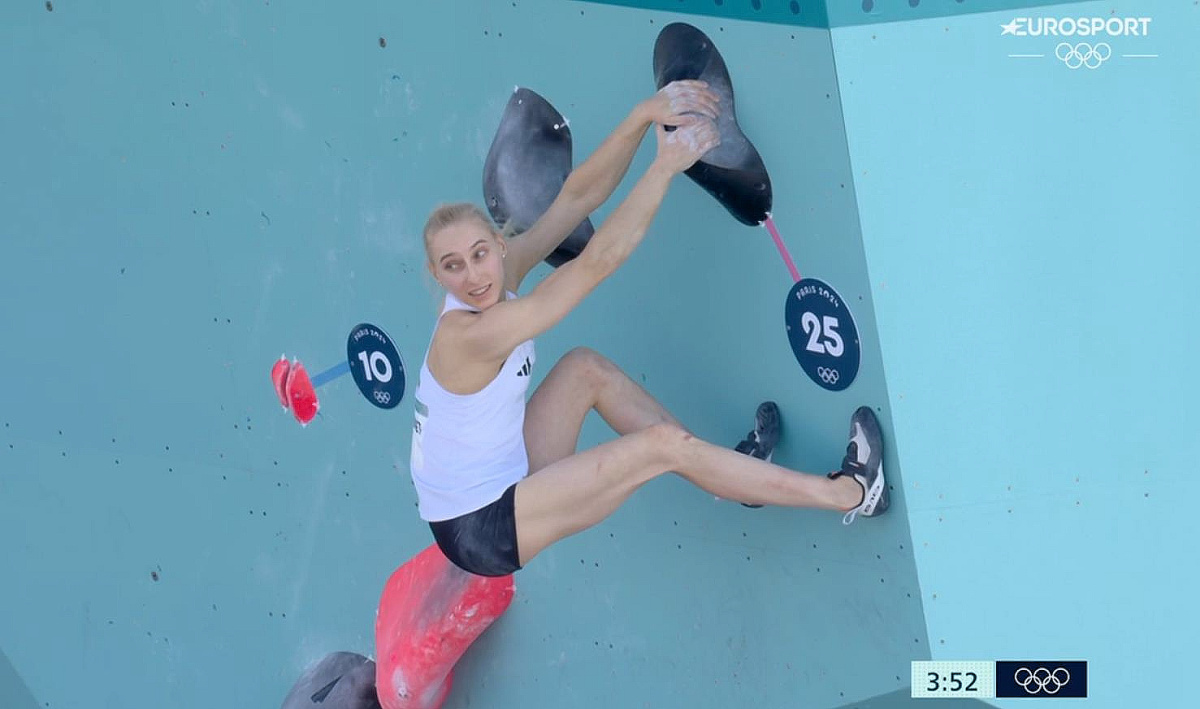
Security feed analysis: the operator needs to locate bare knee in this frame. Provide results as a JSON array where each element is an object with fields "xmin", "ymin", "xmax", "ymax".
[
  {"xmin": 562, "ymin": 346, "xmax": 618, "ymax": 393},
  {"xmin": 637, "ymin": 422, "xmax": 693, "ymax": 471}
]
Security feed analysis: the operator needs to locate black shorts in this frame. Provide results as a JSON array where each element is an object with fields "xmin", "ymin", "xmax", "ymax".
[{"xmin": 428, "ymin": 483, "xmax": 522, "ymax": 577}]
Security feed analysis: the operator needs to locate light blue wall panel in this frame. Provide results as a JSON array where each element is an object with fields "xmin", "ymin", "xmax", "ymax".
[{"xmin": 833, "ymin": 0, "xmax": 1198, "ymax": 705}]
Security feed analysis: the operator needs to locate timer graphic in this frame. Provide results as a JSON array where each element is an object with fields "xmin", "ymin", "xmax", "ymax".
[
  {"xmin": 912, "ymin": 660, "xmax": 1088, "ymax": 698},
  {"xmin": 911, "ymin": 661, "xmax": 995, "ymax": 698}
]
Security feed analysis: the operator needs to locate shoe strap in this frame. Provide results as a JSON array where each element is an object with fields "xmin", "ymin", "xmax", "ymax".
[{"xmin": 827, "ymin": 469, "xmax": 867, "ymax": 525}]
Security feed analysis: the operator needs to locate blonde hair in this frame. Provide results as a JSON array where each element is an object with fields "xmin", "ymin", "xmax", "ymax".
[{"xmin": 422, "ymin": 202, "xmax": 517, "ymax": 264}]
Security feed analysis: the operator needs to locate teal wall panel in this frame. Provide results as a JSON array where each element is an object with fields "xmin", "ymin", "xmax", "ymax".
[
  {"xmin": 2, "ymin": 1, "xmax": 922, "ymax": 708},
  {"xmin": 0, "ymin": 647, "xmax": 40, "ymax": 709},
  {"xmin": 576, "ymin": 0, "xmax": 1096, "ymax": 28},
  {"xmin": 577, "ymin": 0, "xmax": 832, "ymax": 27},
  {"xmin": 833, "ymin": 0, "xmax": 1198, "ymax": 706}
]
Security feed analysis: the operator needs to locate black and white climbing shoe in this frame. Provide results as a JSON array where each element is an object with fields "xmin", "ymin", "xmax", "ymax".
[
  {"xmin": 735, "ymin": 401, "xmax": 781, "ymax": 508},
  {"xmin": 828, "ymin": 406, "xmax": 888, "ymax": 524}
]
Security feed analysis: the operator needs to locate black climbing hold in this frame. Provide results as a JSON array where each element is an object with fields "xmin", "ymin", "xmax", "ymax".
[
  {"xmin": 653, "ymin": 22, "xmax": 773, "ymax": 226},
  {"xmin": 483, "ymin": 88, "xmax": 595, "ymax": 267},
  {"xmin": 280, "ymin": 652, "xmax": 380, "ymax": 708}
]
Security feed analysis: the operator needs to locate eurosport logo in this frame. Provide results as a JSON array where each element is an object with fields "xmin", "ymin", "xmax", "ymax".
[
  {"xmin": 1001, "ymin": 16, "xmax": 1156, "ymax": 69},
  {"xmin": 1000, "ymin": 17, "xmax": 1151, "ymax": 37}
]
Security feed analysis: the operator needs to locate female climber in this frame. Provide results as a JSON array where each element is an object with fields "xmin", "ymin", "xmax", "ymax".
[{"xmin": 411, "ymin": 80, "xmax": 888, "ymax": 577}]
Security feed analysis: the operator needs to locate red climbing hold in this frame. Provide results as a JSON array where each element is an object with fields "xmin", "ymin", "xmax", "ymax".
[
  {"xmin": 375, "ymin": 544, "xmax": 515, "ymax": 709},
  {"xmin": 285, "ymin": 359, "xmax": 319, "ymax": 425},
  {"xmin": 270, "ymin": 355, "xmax": 291, "ymax": 409}
]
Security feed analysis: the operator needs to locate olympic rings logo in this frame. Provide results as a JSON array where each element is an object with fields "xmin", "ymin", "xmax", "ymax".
[
  {"xmin": 1014, "ymin": 666, "xmax": 1071, "ymax": 694},
  {"xmin": 373, "ymin": 391, "xmax": 392, "ymax": 405},
  {"xmin": 1055, "ymin": 42, "xmax": 1112, "ymax": 69},
  {"xmin": 816, "ymin": 367, "xmax": 840, "ymax": 385}
]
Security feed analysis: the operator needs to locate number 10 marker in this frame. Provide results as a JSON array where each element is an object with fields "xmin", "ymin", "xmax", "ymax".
[{"xmin": 269, "ymin": 322, "xmax": 406, "ymax": 426}]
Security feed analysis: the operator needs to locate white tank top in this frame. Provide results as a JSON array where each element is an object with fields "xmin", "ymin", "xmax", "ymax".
[{"xmin": 409, "ymin": 290, "xmax": 536, "ymax": 521}]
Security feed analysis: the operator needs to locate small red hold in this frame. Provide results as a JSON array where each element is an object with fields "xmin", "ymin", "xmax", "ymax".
[
  {"xmin": 270, "ymin": 356, "xmax": 291, "ymax": 409},
  {"xmin": 285, "ymin": 360, "xmax": 319, "ymax": 426}
]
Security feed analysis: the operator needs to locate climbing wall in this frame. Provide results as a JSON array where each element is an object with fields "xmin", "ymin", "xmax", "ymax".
[{"xmin": 2, "ymin": 1, "xmax": 1192, "ymax": 708}]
